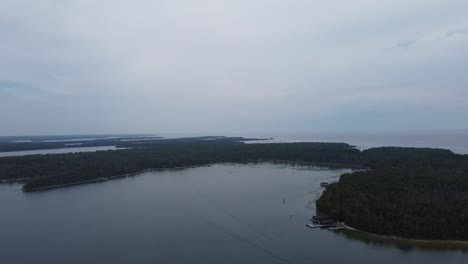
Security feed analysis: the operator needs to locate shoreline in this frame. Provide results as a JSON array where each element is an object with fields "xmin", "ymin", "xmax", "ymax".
[
  {"xmin": 19, "ymin": 161, "xmax": 359, "ymax": 192},
  {"xmin": 266, "ymin": 160, "xmax": 366, "ymax": 169},
  {"xmin": 340, "ymin": 223, "xmax": 468, "ymax": 246},
  {"xmin": 1, "ymin": 178, "xmax": 33, "ymax": 184},
  {"xmin": 22, "ymin": 164, "xmax": 209, "ymax": 192}
]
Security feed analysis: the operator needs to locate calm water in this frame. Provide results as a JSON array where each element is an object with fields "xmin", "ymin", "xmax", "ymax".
[
  {"xmin": 241, "ymin": 132, "xmax": 468, "ymax": 154},
  {"xmin": 0, "ymin": 164, "xmax": 466, "ymax": 264},
  {"xmin": 0, "ymin": 146, "xmax": 120, "ymax": 157}
]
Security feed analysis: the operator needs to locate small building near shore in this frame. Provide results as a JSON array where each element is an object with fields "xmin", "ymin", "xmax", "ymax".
[{"xmin": 312, "ymin": 214, "xmax": 331, "ymax": 221}]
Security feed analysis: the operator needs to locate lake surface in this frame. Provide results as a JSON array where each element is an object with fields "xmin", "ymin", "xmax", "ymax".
[
  {"xmin": 0, "ymin": 164, "xmax": 466, "ymax": 264},
  {"xmin": 0, "ymin": 146, "xmax": 120, "ymax": 157}
]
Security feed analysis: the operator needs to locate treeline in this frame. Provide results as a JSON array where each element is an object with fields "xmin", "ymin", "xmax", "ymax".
[
  {"xmin": 3, "ymin": 137, "xmax": 468, "ymax": 240},
  {"xmin": 0, "ymin": 135, "xmax": 161, "ymax": 152},
  {"xmin": 317, "ymin": 147, "xmax": 468, "ymax": 240},
  {"xmin": 0, "ymin": 139, "xmax": 360, "ymax": 190},
  {"xmin": 0, "ymin": 135, "xmax": 261, "ymax": 152}
]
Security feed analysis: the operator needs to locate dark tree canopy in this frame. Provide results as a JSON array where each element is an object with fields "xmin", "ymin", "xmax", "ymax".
[
  {"xmin": 317, "ymin": 147, "xmax": 468, "ymax": 240},
  {"xmin": 0, "ymin": 138, "xmax": 360, "ymax": 190},
  {"xmin": 1, "ymin": 137, "xmax": 468, "ymax": 240}
]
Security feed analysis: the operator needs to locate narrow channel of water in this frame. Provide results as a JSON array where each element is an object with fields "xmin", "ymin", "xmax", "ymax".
[{"xmin": 0, "ymin": 146, "xmax": 120, "ymax": 157}]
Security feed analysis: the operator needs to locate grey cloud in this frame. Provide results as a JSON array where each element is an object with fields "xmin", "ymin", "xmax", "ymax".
[
  {"xmin": 393, "ymin": 39, "xmax": 416, "ymax": 49},
  {"xmin": 446, "ymin": 26, "xmax": 468, "ymax": 37},
  {"xmin": 380, "ymin": 35, "xmax": 418, "ymax": 52},
  {"xmin": 1, "ymin": 0, "xmax": 468, "ymax": 135},
  {"xmin": 0, "ymin": 80, "xmax": 22, "ymax": 89}
]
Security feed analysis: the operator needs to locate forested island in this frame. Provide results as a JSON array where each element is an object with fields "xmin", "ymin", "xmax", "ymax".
[{"xmin": 1, "ymin": 136, "xmax": 468, "ymax": 240}]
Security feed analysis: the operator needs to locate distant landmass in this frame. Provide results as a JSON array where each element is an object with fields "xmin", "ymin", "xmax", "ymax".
[
  {"xmin": 0, "ymin": 136, "xmax": 467, "ymax": 241},
  {"xmin": 0, "ymin": 134, "xmax": 161, "ymax": 152}
]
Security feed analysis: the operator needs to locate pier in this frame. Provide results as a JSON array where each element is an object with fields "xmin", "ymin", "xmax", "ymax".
[{"xmin": 307, "ymin": 213, "xmax": 343, "ymax": 230}]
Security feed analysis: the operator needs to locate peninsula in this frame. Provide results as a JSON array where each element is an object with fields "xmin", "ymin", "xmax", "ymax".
[{"xmin": 1, "ymin": 136, "xmax": 467, "ymax": 241}]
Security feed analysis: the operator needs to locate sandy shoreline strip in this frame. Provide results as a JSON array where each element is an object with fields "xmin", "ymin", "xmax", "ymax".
[{"xmin": 341, "ymin": 223, "xmax": 468, "ymax": 245}]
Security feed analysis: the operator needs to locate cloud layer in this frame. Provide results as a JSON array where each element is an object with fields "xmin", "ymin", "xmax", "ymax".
[{"xmin": 1, "ymin": 0, "xmax": 467, "ymax": 135}]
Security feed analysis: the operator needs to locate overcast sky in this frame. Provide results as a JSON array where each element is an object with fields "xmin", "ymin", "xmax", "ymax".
[{"xmin": 0, "ymin": 0, "xmax": 467, "ymax": 135}]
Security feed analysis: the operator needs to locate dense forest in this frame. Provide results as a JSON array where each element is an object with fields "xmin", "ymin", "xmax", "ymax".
[
  {"xmin": 0, "ymin": 138, "xmax": 360, "ymax": 190},
  {"xmin": 1, "ymin": 136, "xmax": 468, "ymax": 240},
  {"xmin": 0, "ymin": 134, "xmax": 161, "ymax": 152},
  {"xmin": 317, "ymin": 147, "xmax": 468, "ymax": 240}
]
